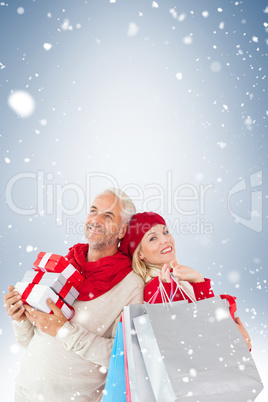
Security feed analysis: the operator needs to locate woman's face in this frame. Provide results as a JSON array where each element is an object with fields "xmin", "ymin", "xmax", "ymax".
[{"xmin": 138, "ymin": 224, "xmax": 176, "ymax": 266}]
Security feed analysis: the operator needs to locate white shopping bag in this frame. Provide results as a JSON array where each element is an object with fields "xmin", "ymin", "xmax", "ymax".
[
  {"xmin": 132, "ymin": 279, "xmax": 188, "ymax": 401},
  {"xmin": 144, "ymin": 296, "xmax": 264, "ymax": 402},
  {"xmin": 133, "ymin": 312, "xmax": 179, "ymax": 402},
  {"xmin": 123, "ymin": 304, "xmax": 156, "ymax": 402}
]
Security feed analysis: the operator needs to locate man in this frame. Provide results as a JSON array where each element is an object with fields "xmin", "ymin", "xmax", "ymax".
[{"xmin": 4, "ymin": 188, "xmax": 144, "ymax": 402}]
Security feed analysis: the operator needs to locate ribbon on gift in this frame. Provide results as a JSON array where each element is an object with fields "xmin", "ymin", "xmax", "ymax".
[
  {"xmin": 57, "ymin": 282, "xmax": 78, "ymax": 302},
  {"xmin": 21, "ymin": 283, "xmax": 36, "ymax": 304},
  {"xmin": 28, "ymin": 270, "xmax": 78, "ymax": 304},
  {"xmin": 50, "ymin": 298, "xmax": 75, "ymax": 321},
  {"xmin": 21, "ymin": 282, "xmax": 75, "ymax": 321},
  {"xmin": 23, "ymin": 271, "xmax": 65, "ymax": 297},
  {"xmin": 30, "ymin": 271, "xmax": 46, "ymax": 284},
  {"xmin": 58, "ymin": 283, "xmax": 72, "ymax": 299},
  {"xmin": 61, "ymin": 264, "xmax": 84, "ymax": 288},
  {"xmin": 33, "ymin": 252, "xmax": 69, "ymax": 272},
  {"xmin": 39, "ymin": 252, "xmax": 53, "ymax": 270}
]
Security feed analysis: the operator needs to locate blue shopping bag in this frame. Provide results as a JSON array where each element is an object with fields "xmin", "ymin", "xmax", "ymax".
[{"xmin": 103, "ymin": 322, "xmax": 126, "ymax": 401}]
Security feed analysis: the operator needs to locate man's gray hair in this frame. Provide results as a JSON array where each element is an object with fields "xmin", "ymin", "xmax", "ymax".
[{"xmin": 96, "ymin": 188, "xmax": 136, "ymax": 224}]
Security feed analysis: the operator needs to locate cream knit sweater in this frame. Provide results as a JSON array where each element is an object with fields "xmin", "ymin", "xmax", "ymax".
[{"xmin": 13, "ymin": 271, "xmax": 144, "ymax": 402}]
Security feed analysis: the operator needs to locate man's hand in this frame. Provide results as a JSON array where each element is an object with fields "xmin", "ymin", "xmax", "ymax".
[
  {"xmin": 4, "ymin": 286, "xmax": 28, "ymax": 322},
  {"xmin": 235, "ymin": 317, "xmax": 252, "ymax": 351},
  {"xmin": 159, "ymin": 260, "xmax": 205, "ymax": 283},
  {"xmin": 24, "ymin": 299, "xmax": 67, "ymax": 337}
]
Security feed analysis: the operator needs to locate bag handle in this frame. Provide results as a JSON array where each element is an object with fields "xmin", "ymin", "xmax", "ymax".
[
  {"xmin": 148, "ymin": 277, "xmax": 173, "ymax": 305},
  {"xmin": 148, "ymin": 275, "xmax": 196, "ymax": 307},
  {"xmin": 170, "ymin": 273, "xmax": 197, "ymax": 305}
]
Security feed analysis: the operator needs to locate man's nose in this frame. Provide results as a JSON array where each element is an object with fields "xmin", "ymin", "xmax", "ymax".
[{"xmin": 91, "ymin": 213, "xmax": 104, "ymax": 224}]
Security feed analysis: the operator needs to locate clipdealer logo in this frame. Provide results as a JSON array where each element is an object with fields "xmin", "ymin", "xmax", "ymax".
[
  {"xmin": 5, "ymin": 171, "xmax": 214, "ymax": 235},
  {"xmin": 4, "ymin": 170, "xmax": 263, "ymax": 234},
  {"xmin": 227, "ymin": 170, "xmax": 263, "ymax": 233}
]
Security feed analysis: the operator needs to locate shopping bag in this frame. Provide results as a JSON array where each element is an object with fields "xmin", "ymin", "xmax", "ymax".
[
  {"xmin": 132, "ymin": 278, "xmax": 188, "ymax": 401},
  {"xmin": 122, "ymin": 312, "xmax": 131, "ymax": 402},
  {"xmin": 122, "ymin": 277, "xmax": 196, "ymax": 401},
  {"xmin": 133, "ymin": 312, "xmax": 178, "ymax": 402},
  {"xmin": 144, "ymin": 295, "xmax": 264, "ymax": 402},
  {"xmin": 103, "ymin": 322, "xmax": 126, "ymax": 401},
  {"xmin": 123, "ymin": 304, "xmax": 156, "ymax": 402}
]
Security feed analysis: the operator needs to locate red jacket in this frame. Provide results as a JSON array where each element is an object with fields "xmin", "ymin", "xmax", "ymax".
[{"xmin": 144, "ymin": 277, "xmax": 214, "ymax": 303}]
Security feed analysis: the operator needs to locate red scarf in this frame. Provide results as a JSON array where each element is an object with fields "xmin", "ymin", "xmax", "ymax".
[{"xmin": 65, "ymin": 243, "xmax": 132, "ymax": 301}]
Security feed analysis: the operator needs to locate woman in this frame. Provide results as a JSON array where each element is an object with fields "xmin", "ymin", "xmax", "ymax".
[
  {"xmin": 119, "ymin": 212, "xmax": 214, "ymax": 303},
  {"xmin": 119, "ymin": 211, "xmax": 251, "ymax": 350}
]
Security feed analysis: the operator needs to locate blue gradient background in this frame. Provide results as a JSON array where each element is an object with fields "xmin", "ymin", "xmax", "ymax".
[{"xmin": 1, "ymin": 0, "xmax": 267, "ymax": 400}]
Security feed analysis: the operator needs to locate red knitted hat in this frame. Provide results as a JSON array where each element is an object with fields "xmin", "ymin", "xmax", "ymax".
[{"xmin": 119, "ymin": 212, "xmax": 166, "ymax": 258}]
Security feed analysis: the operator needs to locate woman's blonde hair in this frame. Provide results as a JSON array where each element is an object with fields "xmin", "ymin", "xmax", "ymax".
[{"xmin": 132, "ymin": 242, "xmax": 162, "ymax": 282}]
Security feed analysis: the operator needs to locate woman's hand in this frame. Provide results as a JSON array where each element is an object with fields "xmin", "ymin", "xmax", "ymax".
[
  {"xmin": 24, "ymin": 299, "xmax": 67, "ymax": 337},
  {"xmin": 159, "ymin": 261, "xmax": 204, "ymax": 284},
  {"xmin": 170, "ymin": 260, "xmax": 205, "ymax": 283},
  {"xmin": 159, "ymin": 264, "xmax": 172, "ymax": 282},
  {"xmin": 235, "ymin": 317, "xmax": 252, "ymax": 351},
  {"xmin": 4, "ymin": 286, "xmax": 28, "ymax": 322}
]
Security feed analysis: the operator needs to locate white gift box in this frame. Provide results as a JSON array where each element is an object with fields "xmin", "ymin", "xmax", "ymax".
[
  {"xmin": 21, "ymin": 270, "xmax": 79, "ymax": 306},
  {"xmin": 60, "ymin": 265, "xmax": 84, "ymax": 288},
  {"xmin": 22, "ymin": 271, "xmax": 67, "ymax": 294},
  {"xmin": 59, "ymin": 285, "xmax": 79, "ymax": 305},
  {"xmin": 14, "ymin": 281, "xmax": 73, "ymax": 320}
]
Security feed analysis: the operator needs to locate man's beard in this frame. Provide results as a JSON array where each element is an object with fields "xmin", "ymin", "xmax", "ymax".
[{"xmin": 84, "ymin": 225, "xmax": 119, "ymax": 250}]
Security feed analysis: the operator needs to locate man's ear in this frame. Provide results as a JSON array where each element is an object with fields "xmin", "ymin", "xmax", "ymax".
[{"xmin": 118, "ymin": 224, "xmax": 128, "ymax": 240}]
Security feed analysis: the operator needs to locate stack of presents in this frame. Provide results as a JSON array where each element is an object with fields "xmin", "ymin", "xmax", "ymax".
[{"xmin": 15, "ymin": 252, "xmax": 84, "ymax": 320}]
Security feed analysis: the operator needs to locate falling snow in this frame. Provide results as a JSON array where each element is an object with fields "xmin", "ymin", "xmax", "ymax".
[
  {"xmin": 127, "ymin": 22, "xmax": 139, "ymax": 36},
  {"xmin": 202, "ymin": 11, "xmax": 209, "ymax": 18},
  {"xmin": 17, "ymin": 7, "xmax": 24, "ymax": 15},
  {"xmin": 182, "ymin": 36, "xmax": 193, "ymax": 45},
  {"xmin": 175, "ymin": 72, "xmax": 183, "ymax": 80},
  {"xmin": 217, "ymin": 141, "xmax": 227, "ymax": 149},
  {"xmin": 210, "ymin": 61, "xmax": 222, "ymax": 72},
  {"xmin": 8, "ymin": 91, "xmax": 35, "ymax": 117},
  {"xmin": 1, "ymin": 0, "xmax": 267, "ymax": 400},
  {"xmin": 43, "ymin": 43, "xmax": 53, "ymax": 51},
  {"xmin": 61, "ymin": 19, "xmax": 73, "ymax": 31}
]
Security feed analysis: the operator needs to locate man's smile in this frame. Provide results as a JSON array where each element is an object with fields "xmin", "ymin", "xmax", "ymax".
[{"xmin": 86, "ymin": 224, "xmax": 107, "ymax": 234}]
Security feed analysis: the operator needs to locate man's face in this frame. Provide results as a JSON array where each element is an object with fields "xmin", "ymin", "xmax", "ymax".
[{"xmin": 85, "ymin": 193, "xmax": 126, "ymax": 250}]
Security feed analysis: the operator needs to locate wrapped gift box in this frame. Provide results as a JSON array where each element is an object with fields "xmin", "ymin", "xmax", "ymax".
[
  {"xmin": 14, "ymin": 281, "xmax": 73, "ymax": 320},
  {"xmin": 60, "ymin": 265, "xmax": 84, "ymax": 289},
  {"xmin": 33, "ymin": 252, "xmax": 69, "ymax": 273},
  {"xmin": 54, "ymin": 298, "xmax": 74, "ymax": 320},
  {"xmin": 22, "ymin": 270, "xmax": 67, "ymax": 295},
  {"xmin": 58, "ymin": 283, "xmax": 79, "ymax": 305},
  {"xmin": 21, "ymin": 271, "xmax": 79, "ymax": 306},
  {"xmin": 33, "ymin": 252, "xmax": 84, "ymax": 288}
]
